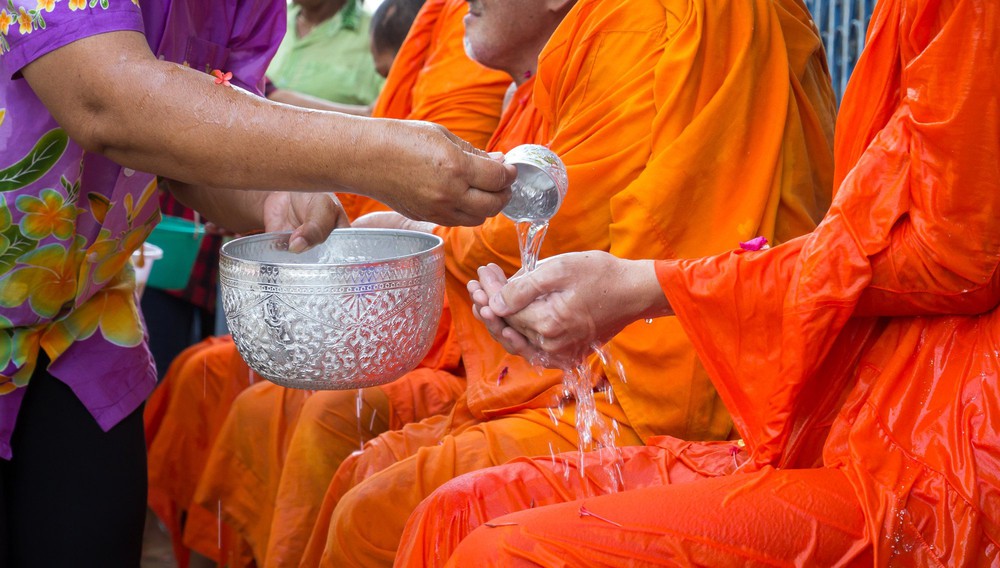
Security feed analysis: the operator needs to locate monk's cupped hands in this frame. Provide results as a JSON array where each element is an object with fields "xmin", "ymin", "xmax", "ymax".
[
  {"xmin": 373, "ymin": 120, "xmax": 516, "ymax": 226},
  {"xmin": 468, "ymin": 252, "xmax": 673, "ymax": 369}
]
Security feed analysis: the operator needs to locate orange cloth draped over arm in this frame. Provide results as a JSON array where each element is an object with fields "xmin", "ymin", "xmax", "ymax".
[
  {"xmin": 653, "ymin": 0, "xmax": 1000, "ymax": 562},
  {"xmin": 655, "ymin": 0, "xmax": 1000, "ymax": 468},
  {"xmin": 339, "ymin": 0, "xmax": 511, "ymax": 220}
]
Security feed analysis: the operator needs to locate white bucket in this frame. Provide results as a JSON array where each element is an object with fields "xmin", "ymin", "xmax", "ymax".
[{"xmin": 131, "ymin": 242, "xmax": 164, "ymax": 299}]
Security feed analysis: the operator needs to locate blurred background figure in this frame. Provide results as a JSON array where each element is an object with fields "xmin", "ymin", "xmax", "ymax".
[{"xmin": 266, "ymin": 0, "xmax": 385, "ymax": 105}]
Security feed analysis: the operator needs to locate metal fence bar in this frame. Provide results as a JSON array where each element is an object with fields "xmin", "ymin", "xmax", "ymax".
[{"xmin": 802, "ymin": 0, "xmax": 876, "ymax": 103}]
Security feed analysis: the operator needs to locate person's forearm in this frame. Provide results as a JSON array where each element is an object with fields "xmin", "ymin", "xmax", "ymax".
[
  {"xmin": 23, "ymin": 32, "xmax": 392, "ymax": 196},
  {"xmin": 163, "ymin": 180, "xmax": 266, "ymax": 234},
  {"xmin": 620, "ymin": 259, "xmax": 674, "ymax": 322},
  {"xmin": 268, "ymin": 89, "xmax": 373, "ymax": 116},
  {"xmin": 352, "ymin": 211, "xmax": 437, "ymax": 233}
]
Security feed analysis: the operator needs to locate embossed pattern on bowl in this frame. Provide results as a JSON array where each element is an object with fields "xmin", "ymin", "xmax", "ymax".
[{"xmin": 220, "ymin": 229, "xmax": 445, "ymax": 390}]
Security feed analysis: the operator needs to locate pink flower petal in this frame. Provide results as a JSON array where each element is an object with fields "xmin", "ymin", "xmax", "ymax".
[{"xmin": 739, "ymin": 236, "xmax": 769, "ymax": 251}]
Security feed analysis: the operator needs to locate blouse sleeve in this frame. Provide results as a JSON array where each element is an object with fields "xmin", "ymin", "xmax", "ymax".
[
  {"xmin": 223, "ymin": 0, "xmax": 285, "ymax": 95},
  {"xmin": 1, "ymin": 0, "xmax": 143, "ymax": 78}
]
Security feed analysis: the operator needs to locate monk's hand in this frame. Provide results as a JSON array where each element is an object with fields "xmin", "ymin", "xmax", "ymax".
[
  {"xmin": 488, "ymin": 252, "xmax": 672, "ymax": 368},
  {"xmin": 374, "ymin": 120, "xmax": 515, "ymax": 226},
  {"xmin": 470, "ymin": 264, "xmax": 540, "ymax": 361},
  {"xmin": 263, "ymin": 191, "xmax": 349, "ymax": 253},
  {"xmin": 351, "ymin": 211, "xmax": 438, "ymax": 233}
]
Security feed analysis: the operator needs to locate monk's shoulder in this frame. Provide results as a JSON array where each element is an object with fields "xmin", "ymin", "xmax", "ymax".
[{"xmin": 571, "ymin": 0, "xmax": 692, "ymax": 39}]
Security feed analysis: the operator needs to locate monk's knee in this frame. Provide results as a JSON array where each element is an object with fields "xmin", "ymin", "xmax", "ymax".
[{"xmin": 446, "ymin": 522, "xmax": 520, "ymax": 567}]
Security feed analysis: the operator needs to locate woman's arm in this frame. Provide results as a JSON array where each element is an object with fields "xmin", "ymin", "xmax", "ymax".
[{"xmin": 22, "ymin": 31, "xmax": 514, "ymax": 227}]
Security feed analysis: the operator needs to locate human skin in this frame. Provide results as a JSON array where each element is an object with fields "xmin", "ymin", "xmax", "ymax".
[
  {"xmin": 469, "ymin": 252, "xmax": 673, "ymax": 367},
  {"xmin": 21, "ymin": 30, "xmax": 516, "ymax": 239},
  {"xmin": 462, "ymin": 0, "xmax": 574, "ymax": 81}
]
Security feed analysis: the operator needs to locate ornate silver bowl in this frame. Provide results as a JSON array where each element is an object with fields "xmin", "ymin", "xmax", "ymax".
[{"xmin": 219, "ymin": 229, "xmax": 445, "ymax": 390}]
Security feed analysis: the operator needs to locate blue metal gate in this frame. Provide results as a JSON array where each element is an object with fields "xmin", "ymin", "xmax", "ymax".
[{"xmin": 803, "ymin": 0, "xmax": 877, "ymax": 102}]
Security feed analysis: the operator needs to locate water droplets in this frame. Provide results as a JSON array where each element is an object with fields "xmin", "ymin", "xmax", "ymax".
[
  {"xmin": 550, "ymin": 346, "xmax": 629, "ymax": 496},
  {"xmin": 217, "ymin": 500, "xmax": 222, "ymax": 550},
  {"xmin": 547, "ymin": 406, "xmax": 562, "ymax": 428},
  {"xmin": 616, "ymin": 360, "xmax": 628, "ymax": 384}
]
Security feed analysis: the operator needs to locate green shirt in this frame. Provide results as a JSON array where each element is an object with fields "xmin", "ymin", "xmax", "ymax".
[{"xmin": 267, "ymin": 3, "xmax": 384, "ymax": 105}]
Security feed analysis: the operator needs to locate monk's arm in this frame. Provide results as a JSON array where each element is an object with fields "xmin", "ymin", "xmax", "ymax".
[
  {"xmin": 853, "ymin": 207, "xmax": 1000, "ymax": 316},
  {"xmin": 21, "ymin": 31, "xmax": 514, "ymax": 226},
  {"xmin": 852, "ymin": 59, "xmax": 1000, "ymax": 317}
]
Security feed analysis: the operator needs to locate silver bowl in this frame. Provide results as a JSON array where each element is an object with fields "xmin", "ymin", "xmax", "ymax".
[{"xmin": 219, "ymin": 229, "xmax": 445, "ymax": 390}]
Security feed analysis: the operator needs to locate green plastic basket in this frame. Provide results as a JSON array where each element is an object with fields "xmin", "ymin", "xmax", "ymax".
[{"xmin": 146, "ymin": 215, "xmax": 205, "ymax": 291}]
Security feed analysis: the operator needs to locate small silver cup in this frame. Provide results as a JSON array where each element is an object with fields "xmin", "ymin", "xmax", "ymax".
[{"xmin": 501, "ymin": 144, "xmax": 569, "ymax": 222}]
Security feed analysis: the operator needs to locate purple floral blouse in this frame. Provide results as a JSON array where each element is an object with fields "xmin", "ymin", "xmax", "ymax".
[{"xmin": 0, "ymin": 0, "xmax": 284, "ymax": 458}]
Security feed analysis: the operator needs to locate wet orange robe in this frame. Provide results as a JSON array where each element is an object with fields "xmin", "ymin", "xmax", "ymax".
[
  {"xmin": 413, "ymin": 0, "xmax": 1000, "ymax": 565},
  {"xmin": 312, "ymin": 0, "xmax": 837, "ymax": 565},
  {"xmin": 142, "ymin": 0, "xmax": 512, "ymax": 565}
]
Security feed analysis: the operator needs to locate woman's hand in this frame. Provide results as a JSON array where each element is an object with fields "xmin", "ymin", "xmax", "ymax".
[
  {"xmin": 469, "ymin": 252, "xmax": 673, "ymax": 368},
  {"xmin": 364, "ymin": 120, "xmax": 515, "ymax": 227},
  {"xmin": 262, "ymin": 192, "xmax": 349, "ymax": 252}
]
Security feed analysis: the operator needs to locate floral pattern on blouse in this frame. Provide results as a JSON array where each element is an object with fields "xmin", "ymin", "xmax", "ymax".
[
  {"xmin": 0, "ymin": 0, "xmax": 283, "ymax": 460},
  {"xmin": 0, "ymin": 0, "xmax": 139, "ymax": 53},
  {"xmin": 0, "ymin": 119, "xmax": 159, "ymax": 394}
]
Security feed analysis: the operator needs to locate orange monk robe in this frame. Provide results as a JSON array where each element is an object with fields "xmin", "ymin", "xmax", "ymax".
[
  {"xmin": 423, "ymin": 440, "xmax": 870, "ymax": 567},
  {"xmin": 158, "ymin": 301, "xmax": 458, "ymax": 567},
  {"xmin": 203, "ymin": 312, "xmax": 463, "ymax": 568},
  {"xmin": 315, "ymin": 0, "xmax": 836, "ymax": 565},
  {"xmin": 144, "ymin": 337, "xmax": 219, "ymax": 568},
  {"xmin": 144, "ymin": 336, "xmax": 265, "ymax": 567},
  {"xmin": 435, "ymin": 0, "xmax": 1000, "ymax": 565},
  {"xmin": 175, "ymin": 1, "xmax": 511, "ymax": 564},
  {"xmin": 338, "ymin": 0, "xmax": 511, "ymax": 220}
]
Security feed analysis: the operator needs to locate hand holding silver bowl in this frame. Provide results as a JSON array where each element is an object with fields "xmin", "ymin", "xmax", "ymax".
[{"xmin": 219, "ymin": 229, "xmax": 445, "ymax": 390}]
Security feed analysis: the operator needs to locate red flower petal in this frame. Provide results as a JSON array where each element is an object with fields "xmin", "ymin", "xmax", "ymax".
[{"xmin": 211, "ymin": 69, "xmax": 232, "ymax": 86}]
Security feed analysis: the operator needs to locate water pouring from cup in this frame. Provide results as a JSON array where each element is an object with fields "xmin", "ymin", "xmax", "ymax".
[
  {"xmin": 501, "ymin": 145, "xmax": 568, "ymax": 223},
  {"xmin": 501, "ymin": 145, "xmax": 568, "ymax": 272}
]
